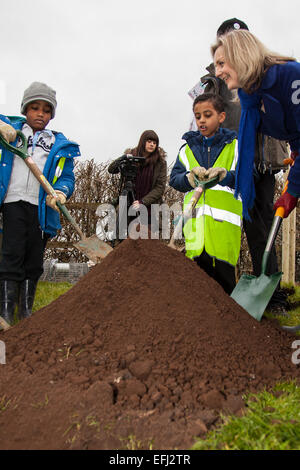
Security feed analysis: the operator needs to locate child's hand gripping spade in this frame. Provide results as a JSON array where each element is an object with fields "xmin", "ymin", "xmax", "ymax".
[{"xmin": 168, "ymin": 175, "xmax": 218, "ymax": 250}]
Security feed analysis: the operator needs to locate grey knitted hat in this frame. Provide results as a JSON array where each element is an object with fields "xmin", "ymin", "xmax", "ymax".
[{"xmin": 21, "ymin": 82, "xmax": 57, "ymax": 118}]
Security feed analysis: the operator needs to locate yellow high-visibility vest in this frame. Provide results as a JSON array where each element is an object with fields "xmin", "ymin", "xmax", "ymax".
[{"xmin": 179, "ymin": 140, "xmax": 242, "ymax": 266}]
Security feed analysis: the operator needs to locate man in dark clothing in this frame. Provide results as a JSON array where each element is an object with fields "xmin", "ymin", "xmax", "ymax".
[{"xmin": 196, "ymin": 18, "xmax": 289, "ymax": 314}]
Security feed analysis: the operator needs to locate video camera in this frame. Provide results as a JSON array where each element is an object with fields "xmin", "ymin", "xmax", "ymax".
[{"xmin": 117, "ymin": 154, "xmax": 146, "ymax": 182}]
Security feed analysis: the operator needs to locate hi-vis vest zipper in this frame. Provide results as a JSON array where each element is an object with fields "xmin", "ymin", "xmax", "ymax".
[{"xmin": 179, "ymin": 140, "xmax": 242, "ymax": 266}]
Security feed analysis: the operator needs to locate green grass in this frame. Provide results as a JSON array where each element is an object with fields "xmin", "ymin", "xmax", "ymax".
[
  {"xmin": 192, "ymin": 382, "xmax": 300, "ymax": 450},
  {"xmin": 192, "ymin": 284, "xmax": 300, "ymax": 451},
  {"xmin": 11, "ymin": 281, "xmax": 72, "ymax": 325},
  {"xmin": 265, "ymin": 283, "xmax": 300, "ymax": 333},
  {"xmin": 33, "ymin": 281, "xmax": 72, "ymax": 312},
  {"xmin": 279, "ymin": 283, "xmax": 300, "ymax": 331}
]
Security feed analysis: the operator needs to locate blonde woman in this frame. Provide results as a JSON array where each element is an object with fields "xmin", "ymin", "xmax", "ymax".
[{"xmin": 210, "ymin": 30, "xmax": 300, "ymax": 220}]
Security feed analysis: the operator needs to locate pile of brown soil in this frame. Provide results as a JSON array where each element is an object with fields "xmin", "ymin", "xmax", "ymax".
[{"xmin": 0, "ymin": 238, "xmax": 299, "ymax": 450}]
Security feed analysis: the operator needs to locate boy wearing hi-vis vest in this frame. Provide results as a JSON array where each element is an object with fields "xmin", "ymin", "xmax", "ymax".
[
  {"xmin": 0, "ymin": 82, "xmax": 80, "ymax": 327},
  {"xmin": 170, "ymin": 92, "xmax": 242, "ymax": 295}
]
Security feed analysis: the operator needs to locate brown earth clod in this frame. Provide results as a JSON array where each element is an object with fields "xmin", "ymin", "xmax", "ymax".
[{"xmin": 0, "ymin": 238, "xmax": 299, "ymax": 450}]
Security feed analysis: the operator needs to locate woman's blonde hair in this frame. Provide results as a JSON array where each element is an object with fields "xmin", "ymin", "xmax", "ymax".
[{"xmin": 211, "ymin": 30, "xmax": 296, "ymax": 93}]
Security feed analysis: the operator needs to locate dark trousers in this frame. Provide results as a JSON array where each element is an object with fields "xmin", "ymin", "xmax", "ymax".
[
  {"xmin": 243, "ymin": 172, "xmax": 278, "ymax": 277},
  {"xmin": 0, "ymin": 201, "xmax": 48, "ymax": 282},
  {"xmin": 194, "ymin": 250, "xmax": 236, "ymax": 295}
]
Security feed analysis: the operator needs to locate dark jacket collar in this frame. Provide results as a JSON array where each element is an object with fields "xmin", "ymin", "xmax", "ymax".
[
  {"xmin": 182, "ymin": 127, "xmax": 237, "ymax": 146},
  {"xmin": 181, "ymin": 128, "xmax": 237, "ymax": 166}
]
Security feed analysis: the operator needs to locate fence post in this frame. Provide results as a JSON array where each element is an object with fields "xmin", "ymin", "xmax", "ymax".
[{"xmin": 281, "ymin": 170, "xmax": 296, "ymax": 284}]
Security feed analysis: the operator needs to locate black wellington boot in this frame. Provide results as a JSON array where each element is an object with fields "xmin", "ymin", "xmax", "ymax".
[
  {"xmin": 0, "ymin": 280, "xmax": 19, "ymax": 325},
  {"xmin": 18, "ymin": 279, "xmax": 37, "ymax": 319}
]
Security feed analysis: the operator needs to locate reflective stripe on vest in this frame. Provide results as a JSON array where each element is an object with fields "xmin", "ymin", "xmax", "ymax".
[
  {"xmin": 179, "ymin": 145, "xmax": 191, "ymax": 170},
  {"xmin": 182, "ymin": 140, "xmax": 242, "ymax": 266},
  {"xmin": 52, "ymin": 157, "xmax": 66, "ymax": 184}
]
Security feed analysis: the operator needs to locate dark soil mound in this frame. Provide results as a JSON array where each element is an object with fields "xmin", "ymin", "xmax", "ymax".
[{"xmin": 0, "ymin": 238, "xmax": 299, "ymax": 450}]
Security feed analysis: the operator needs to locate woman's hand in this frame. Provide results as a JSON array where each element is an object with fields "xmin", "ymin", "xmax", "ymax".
[{"xmin": 273, "ymin": 191, "xmax": 298, "ymax": 218}]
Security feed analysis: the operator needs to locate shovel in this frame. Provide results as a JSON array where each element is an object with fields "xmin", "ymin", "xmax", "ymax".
[
  {"xmin": 230, "ymin": 204, "xmax": 285, "ymax": 321},
  {"xmin": 168, "ymin": 176, "xmax": 218, "ymax": 250},
  {"xmin": 0, "ymin": 131, "xmax": 113, "ymax": 263}
]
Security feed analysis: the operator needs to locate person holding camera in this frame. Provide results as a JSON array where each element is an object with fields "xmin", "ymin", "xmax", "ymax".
[{"xmin": 108, "ymin": 130, "xmax": 167, "ymax": 239}]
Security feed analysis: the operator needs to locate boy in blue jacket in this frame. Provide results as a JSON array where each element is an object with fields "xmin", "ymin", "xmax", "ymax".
[
  {"xmin": 0, "ymin": 82, "xmax": 80, "ymax": 326},
  {"xmin": 170, "ymin": 93, "xmax": 242, "ymax": 294}
]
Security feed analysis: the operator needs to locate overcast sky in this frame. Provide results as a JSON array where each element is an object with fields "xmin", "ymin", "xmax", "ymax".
[{"xmin": 1, "ymin": 0, "xmax": 299, "ymax": 167}]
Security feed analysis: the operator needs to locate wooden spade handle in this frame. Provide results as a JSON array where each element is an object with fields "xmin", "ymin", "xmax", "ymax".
[
  {"xmin": 25, "ymin": 157, "xmax": 85, "ymax": 239},
  {"xmin": 170, "ymin": 186, "xmax": 204, "ymax": 245}
]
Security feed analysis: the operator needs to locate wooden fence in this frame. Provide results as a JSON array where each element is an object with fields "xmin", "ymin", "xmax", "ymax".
[
  {"xmin": 44, "ymin": 160, "xmax": 300, "ymax": 282},
  {"xmin": 45, "ymin": 203, "xmax": 299, "ymax": 282}
]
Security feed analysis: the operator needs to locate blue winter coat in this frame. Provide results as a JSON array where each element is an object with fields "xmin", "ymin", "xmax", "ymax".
[
  {"xmin": 169, "ymin": 127, "xmax": 237, "ymax": 193},
  {"xmin": 257, "ymin": 61, "xmax": 300, "ymax": 197},
  {"xmin": 0, "ymin": 115, "xmax": 80, "ymax": 237}
]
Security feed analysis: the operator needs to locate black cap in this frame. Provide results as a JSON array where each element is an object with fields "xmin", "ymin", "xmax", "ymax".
[{"xmin": 217, "ymin": 18, "xmax": 249, "ymax": 36}]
